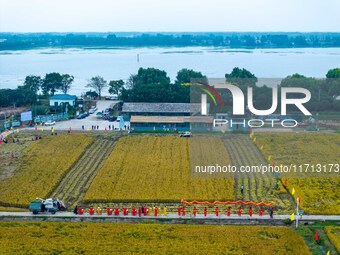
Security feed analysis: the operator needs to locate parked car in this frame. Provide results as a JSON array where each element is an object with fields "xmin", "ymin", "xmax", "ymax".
[
  {"xmin": 89, "ymin": 108, "xmax": 96, "ymax": 114},
  {"xmin": 44, "ymin": 120, "xmax": 56, "ymax": 126},
  {"xmin": 96, "ymin": 112, "xmax": 103, "ymax": 116},
  {"xmin": 103, "ymin": 113, "xmax": 110, "ymax": 120},
  {"xmin": 105, "ymin": 96, "xmax": 117, "ymax": 100},
  {"xmin": 180, "ymin": 131, "xmax": 192, "ymax": 137},
  {"xmin": 108, "ymin": 116, "xmax": 117, "ymax": 122},
  {"xmin": 77, "ymin": 114, "xmax": 86, "ymax": 119},
  {"xmin": 83, "ymin": 111, "xmax": 89, "ymax": 117}
]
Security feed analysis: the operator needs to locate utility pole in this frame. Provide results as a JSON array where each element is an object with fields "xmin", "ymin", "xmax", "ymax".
[{"xmin": 296, "ymin": 197, "xmax": 299, "ymax": 228}]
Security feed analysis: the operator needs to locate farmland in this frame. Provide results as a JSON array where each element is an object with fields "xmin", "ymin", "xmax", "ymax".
[
  {"xmin": 0, "ymin": 134, "xmax": 34, "ymax": 180},
  {"xmin": 254, "ymin": 133, "xmax": 340, "ymax": 214},
  {"xmin": 0, "ymin": 134, "xmax": 94, "ymax": 207},
  {"xmin": 0, "ymin": 132, "xmax": 338, "ymax": 216},
  {"xmin": 325, "ymin": 226, "xmax": 340, "ymax": 253},
  {"xmin": 50, "ymin": 137, "xmax": 117, "ymax": 208},
  {"xmin": 85, "ymin": 136, "xmax": 234, "ymax": 203},
  {"xmin": 222, "ymin": 135, "xmax": 294, "ymax": 214},
  {"xmin": 0, "ymin": 222, "xmax": 311, "ymax": 255}
]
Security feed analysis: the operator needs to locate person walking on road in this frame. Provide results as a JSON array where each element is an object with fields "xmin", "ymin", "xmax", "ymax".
[
  {"xmin": 73, "ymin": 205, "xmax": 78, "ymax": 215},
  {"xmin": 269, "ymin": 207, "xmax": 274, "ymax": 218}
]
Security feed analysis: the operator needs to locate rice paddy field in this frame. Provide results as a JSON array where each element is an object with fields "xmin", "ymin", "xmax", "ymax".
[{"xmin": 0, "ymin": 222, "xmax": 312, "ymax": 255}]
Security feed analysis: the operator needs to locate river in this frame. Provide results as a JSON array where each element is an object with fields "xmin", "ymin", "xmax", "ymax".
[{"xmin": 0, "ymin": 47, "xmax": 339, "ymax": 96}]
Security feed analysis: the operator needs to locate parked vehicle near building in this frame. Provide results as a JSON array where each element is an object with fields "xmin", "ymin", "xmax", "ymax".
[{"xmin": 44, "ymin": 120, "xmax": 56, "ymax": 126}]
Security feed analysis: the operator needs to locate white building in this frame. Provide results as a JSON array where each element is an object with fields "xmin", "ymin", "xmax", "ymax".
[{"xmin": 49, "ymin": 94, "xmax": 77, "ymax": 107}]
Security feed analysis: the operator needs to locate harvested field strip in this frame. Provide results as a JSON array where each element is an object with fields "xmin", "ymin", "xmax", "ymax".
[
  {"xmin": 222, "ymin": 135, "xmax": 294, "ymax": 214},
  {"xmin": 51, "ymin": 137, "xmax": 117, "ymax": 208}
]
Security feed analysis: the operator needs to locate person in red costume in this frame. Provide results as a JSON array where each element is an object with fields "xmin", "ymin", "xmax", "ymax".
[
  {"xmin": 178, "ymin": 207, "xmax": 181, "ymax": 216},
  {"xmin": 154, "ymin": 207, "xmax": 158, "ymax": 216},
  {"xmin": 138, "ymin": 207, "xmax": 142, "ymax": 217},
  {"xmin": 238, "ymin": 207, "xmax": 242, "ymax": 216},
  {"xmin": 193, "ymin": 207, "xmax": 197, "ymax": 217},
  {"xmin": 259, "ymin": 207, "xmax": 263, "ymax": 216},
  {"xmin": 249, "ymin": 207, "xmax": 253, "ymax": 216},
  {"xmin": 114, "ymin": 207, "xmax": 119, "ymax": 216},
  {"xmin": 124, "ymin": 208, "xmax": 129, "ymax": 216},
  {"xmin": 78, "ymin": 206, "xmax": 84, "ymax": 215},
  {"xmin": 215, "ymin": 207, "xmax": 219, "ymax": 216},
  {"xmin": 106, "ymin": 207, "xmax": 112, "ymax": 215},
  {"xmin": 227, "ymin": 207, "xmax": 231, "ymax": 216},
  {"xmin": 89, "ymin": 206, "xmax": 94, "ymax": 215},
  {"xmin": 132, "ymin": 207, "xmax": 136, "ymax": 216},
  {"xmin": 182, "ymin": 207, "xmax": 185, "ymax": 216},
  {"xmin": 204, "ymin": 207, "xmax": 207, "ymax": 217}
]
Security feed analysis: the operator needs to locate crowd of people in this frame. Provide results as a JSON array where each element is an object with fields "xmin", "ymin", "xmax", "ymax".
[{"xmin": 73, "ymin": 205, "xmax": 274, "ymax": 218}]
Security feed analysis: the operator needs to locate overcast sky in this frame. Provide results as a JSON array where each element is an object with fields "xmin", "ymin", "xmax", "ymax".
[{"xmin": 0, "ymin": 0, "xmax": 339, "ymax": 32}]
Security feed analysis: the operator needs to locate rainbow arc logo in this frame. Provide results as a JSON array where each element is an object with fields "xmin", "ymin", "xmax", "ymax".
[{"xmin": 195, "ymin": 82, "xmax": 223, "ymax": 106}]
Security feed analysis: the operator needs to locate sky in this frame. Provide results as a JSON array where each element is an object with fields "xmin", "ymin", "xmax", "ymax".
[{"xmin": 0, "ymin": 0, "xmax": 339, "ymax": 32}]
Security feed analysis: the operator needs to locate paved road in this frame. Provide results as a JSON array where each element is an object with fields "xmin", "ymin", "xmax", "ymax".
[
  {"xmin": 50, "ymin": 100, "xmax": 124, "ymax": 131},
  {"xmin": 1, "ymin": 212, "xmax": 339, "ymax": 221},
  {"xmin": 1, "ymin": 100, "xmax": 129, "ymax": 135},
  {"xmin": 54, "ymin": 100, "xmax": 128, "ymax": 131}
]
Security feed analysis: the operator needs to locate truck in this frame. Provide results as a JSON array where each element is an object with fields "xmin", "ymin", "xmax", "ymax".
[{"xmin": 29, "ymin": 198, "xmax": 66, "ymax": 215}]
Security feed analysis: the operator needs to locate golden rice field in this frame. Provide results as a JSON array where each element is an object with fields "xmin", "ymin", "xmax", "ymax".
[
  {"xmin": 325, "ymin": 226, "xmax": 340, "ymax": 253},
  {"xmin": 254, "ymin": 133, "xmax": 340, "ymax": 214},
  {"xmin": 0, "ymin": 222, "xmax": 311, "ymax": 255},
  {"xmin": 85, "ymin": 136, "xmax": 234, "ymax": 203},
  {"xmin": 0, "ymin": 134, "xmax": 94, "ymax": 207}
]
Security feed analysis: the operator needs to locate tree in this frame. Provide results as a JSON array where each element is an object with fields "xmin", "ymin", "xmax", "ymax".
[
  {"xmin": 225, "ymin": 67, "xmax": 257, "ymax": 87},
  {"xmin": 61, "ymin": 74, "xmax": 74, "ymax": 94},
  {"xmin": 42, "ymin": 72, "xmax": 63, "ymax": 96},
  {"xmin": 175, "ymin": 68, "xmax": 207, "ymax": 85},
  {"xmin": 325, "ymin": 68, "xmax": 340, "ymax": 100},
  {"xmin": 23, "ymin": 75, "xmax": 42, "ymax": 95},
  {"xmin": 128, "ymin": 67, "xmax": 170, "ymax": 88},
  {"xmin": 86, "ymin": 76, "xmax": 107, "ymax": 99},
  {"xmin": 120, "ymin": 83, "xmax": 189, "ymax": 103},
  {"xmin": 0, "ymin": 88, "xmax": 35, "ymax": 107},
  {"xmin": 326, "ymin": 68, "xmax": 340, "ymax": 78},
  {"xmin": 85, "ymin": 90, "xmax": 99, "ymax": 99},
  {"xmin": 280, "ymin": 74, "xmax": 332, "ymax": 111},
  {"xmin": 108, "ymin": 80, "xmax": 124, "ymax": 96}
]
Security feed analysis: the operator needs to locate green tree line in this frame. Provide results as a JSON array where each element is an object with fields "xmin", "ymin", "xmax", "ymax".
[
  {"xmin": 1, "ymin": 68, "xmax": 339, "ymax": 112},
  {"xmin": 1, "ymin": 32, "xmax": 340, "ymax": 50}
]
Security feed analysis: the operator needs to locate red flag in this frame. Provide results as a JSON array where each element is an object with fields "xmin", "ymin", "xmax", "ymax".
[
  {"xmin": 314, "ymin": 231, "xmax": 319, "ymax": 241},
  {"xmin": 297, "ymin": 197, "xmax": 301, "ymax": 205}
]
